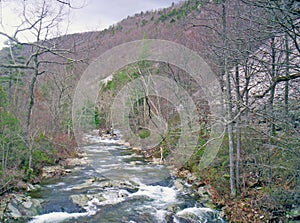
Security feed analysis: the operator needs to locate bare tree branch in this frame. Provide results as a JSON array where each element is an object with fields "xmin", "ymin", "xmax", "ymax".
[{"xmin": 255, "ymin": 72, "xmax": 300, "ymax": 98}]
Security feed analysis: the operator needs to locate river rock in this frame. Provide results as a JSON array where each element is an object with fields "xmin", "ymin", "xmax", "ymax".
[
  {"xmin": 70, "ymin": 194, "xmax": 106, "ymax": 207},
  {"xmin": 187, "ymin": 174, "xmax": 198, "ymax": 184},
  {"xmin": 7, "ymin": 203, "xmax": 22, "ymax": 218},
  {"xmin": 97, "ymin": 179, "xmax": 139, "ymax": 191},
  {"xmin": 15, "ymin": 181, "xmax": 40, "ymax": 192},
  {"xmin": 41, "ymin": 165, "xmax": 66, "ymax": 178},
  {"xmin": 70, "ymin": 179, "xmax": 139, "ymax": 208},
  {"xmin": 197, "ymin": 185, "xmax": 212, "ymax": 197},
  {"xmin": 115, "ymin": 140, "xmax": 131, "ymax": 147},
  {"xmin": 90, "ymin": 176, "xmax": 106, "ymax": 183},
  {"xmin": 124, "ymin": 142, "xmax": 131, "ymax": 147},
  {"xmin": 177, "ymin": 169, "xmax": 191, "ymax": 178},
  {"xmin": 167, "ymin": 204, "xmax": 179, "ymax": 212},
  {"xmin": 65, "ymin": 157, "xmax": 90, "ymax": 167},
  {"xmin": 118, "ymin": 189, "xmax": 130, "ymax": 198},
  {"xmin": 23, "ymin": 200, "xmax": 33, "ymax": 209},
  {"xmin": 4, "ymin": 194, "xmax": 43, "ymax": 219},
  {"xmin": 0, "ymin": 196, "xmax": 8, "ymax": 220},
  {"xmin": 174, "ymin": 179, "xmax": 184, "ymax": 191},
  {"xmin": 27, "ymin": 183, "xmax": 41, "ymax": 192},
  {"xmin": 100, "ymin": 133, "xmax": 117, "ymax": 140},
  {"xmin": 71, "ymin": 176, "xmax": 107, "ymax": 190},
  {"xmin": 151, "ymin": 157, "xmax": 163, "ymax": 165},
  {"xmin": 65, "ymin": 169, "xmax": 72, "ymax": 173},
  {"xmin": 70, "ymin": 194, "xmax": 90, "ymax": 207},
  {"xmin": 131, "ymin": 146, "xmax": 142, "ymax": 152}
]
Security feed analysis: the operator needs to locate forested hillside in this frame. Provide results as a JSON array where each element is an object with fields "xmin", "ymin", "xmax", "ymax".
[{"xmin": 0, "ymin": 0, "xmax": 299, "ymax": 222}]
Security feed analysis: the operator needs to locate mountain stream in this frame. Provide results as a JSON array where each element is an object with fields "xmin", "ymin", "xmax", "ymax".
[{"xmin": 28, "ymin": 134, "xmax": 225, "ymax": 223}]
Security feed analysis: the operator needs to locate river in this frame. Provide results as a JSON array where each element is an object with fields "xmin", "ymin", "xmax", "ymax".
[{"xmin": 28, "ymin": 134, "xmax": 225, "ymax": 223}]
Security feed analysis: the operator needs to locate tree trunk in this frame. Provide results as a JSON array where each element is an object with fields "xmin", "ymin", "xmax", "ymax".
[
  {"xmin": 222, "ymin": 0, "xmax": 236, "ymax": 196},
  {"xmin": 284, "ymin": 32, "xmax": 289, "ymax": 117},
  {"xmin": 235, "ymin": 63, "xmax": 241, "ymax": 192},
  {"xmin": 28, "ymin": 145, "xmax": 33, "ymax": 175},
  {"xmin": 26, "ymin": 54, "xmax": 39, "ymax": 137},
  {"xmin": 268, "ymin": 35, "xmax": 276, "ymax": 183},
  {"xmin": 26, "ymin": 73, "xmax": 38, "ymax": 136}
]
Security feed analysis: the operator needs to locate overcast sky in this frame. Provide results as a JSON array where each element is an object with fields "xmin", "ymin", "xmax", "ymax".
[{"xmin": 0, "ymin": 0, "xmax": 181, "ymax": 49}]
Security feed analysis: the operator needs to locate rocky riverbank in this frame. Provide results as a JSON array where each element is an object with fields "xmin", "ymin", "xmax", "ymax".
[
  {"xmin": 0, "ymin": 152, "xmax": 90, "ymax": 222},
  {"xmin": 0, "ymin": 192, "xmax": 43, "ymax": 222}
]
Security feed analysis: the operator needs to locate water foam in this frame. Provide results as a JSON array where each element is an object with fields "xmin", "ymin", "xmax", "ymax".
[
  {"xmin": 28, "ymin": 212, "xmax": 88, "ymax": 223},
  {"xmin": 174, "ymin": 207, "xmax": 223, "ymax": 223},
  {"xmin": 132, "ymin": 184, "xmax": 177, "ymax": 204}
]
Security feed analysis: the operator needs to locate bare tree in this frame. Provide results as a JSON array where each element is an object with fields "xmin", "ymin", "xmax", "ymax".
[
  {"xmin": 0, "ymin": 0, "xmax": 78, "ymax": 137},
  {"xmin": 0, "ymin": 0, "xmax": 81, "ymax": 175}
]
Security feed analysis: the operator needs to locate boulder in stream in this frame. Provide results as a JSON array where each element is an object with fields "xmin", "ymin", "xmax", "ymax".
[
  {"xmin": 64, "ymin": 157, "xmax": 90, "ymax": 167},
  {"xmin": 2, "ymin": 194, "xmax": 43, "ymax": 221},
  {"xmin": 174, "ymin": 179, "xmax": 185, "ymax": 191},
  {"xmin": 70, "ymin": 194, "xmax": 106, "ymax": 207},
  {"xmin": 41, "ymin": 165, "xmax": 66, "ymax": 179}
]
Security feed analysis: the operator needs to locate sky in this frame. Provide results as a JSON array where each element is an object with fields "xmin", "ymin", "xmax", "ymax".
[{"xmin": 0, "ymin": 0, "xmax": 181, "ymax": 49}]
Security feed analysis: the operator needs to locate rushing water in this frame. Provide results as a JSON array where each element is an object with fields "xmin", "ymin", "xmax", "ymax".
[{"xmin": 28, "ymin": 134, "xmax": 225, "ymax": 223}]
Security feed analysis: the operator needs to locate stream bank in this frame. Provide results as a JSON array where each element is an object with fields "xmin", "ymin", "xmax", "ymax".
[{"xmin": 0, "ymin": 150, "xmax": 89, "ymax": 222}]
